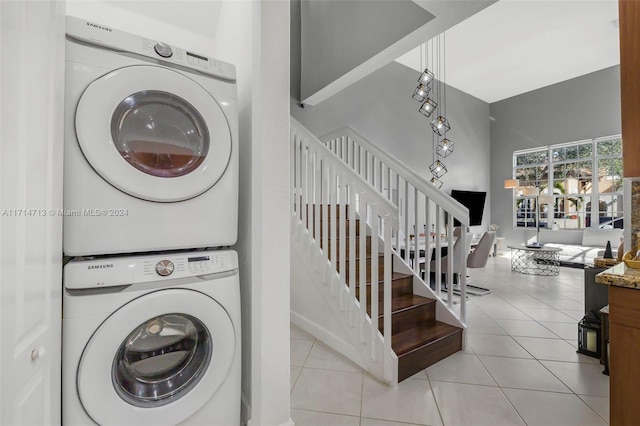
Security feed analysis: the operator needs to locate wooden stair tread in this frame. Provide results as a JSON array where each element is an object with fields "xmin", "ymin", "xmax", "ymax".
[
  {"xmin": 375, "ymin": 271, "xmax": 412, "ymax": 283},
  {"xmin": 387, "ymin": 294, "xmax": 434, "ymax": 316},
  {"xmin": 352, "ymin": 271, "xmax": 412, "ymax": 285},
  {"xmin": 392, "ymin": 321, "xmax": 462, "ymax": 356}
]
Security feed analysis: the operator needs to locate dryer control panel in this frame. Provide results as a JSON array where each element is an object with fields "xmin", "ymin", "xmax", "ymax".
[
  {"xmin": 65, "ymin": 16, "xmax": 236, "ymax": 82},
  {"xmin": 65, "ymin": 250, "xmax": 238, "ymax": 290}
]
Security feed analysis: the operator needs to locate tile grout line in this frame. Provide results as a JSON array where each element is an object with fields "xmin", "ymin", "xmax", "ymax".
[{"xmin": 425, "ymin": 375, "xmax": 445, "ymax": 426}]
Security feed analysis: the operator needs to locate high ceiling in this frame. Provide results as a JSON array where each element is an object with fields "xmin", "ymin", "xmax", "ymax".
[{"xmin": 396, "ymin": 0, "xmax": 620, "ymax": 103}]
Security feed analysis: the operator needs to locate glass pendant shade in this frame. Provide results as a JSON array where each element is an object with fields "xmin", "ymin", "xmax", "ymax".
[
  {"xmin": 436, "ymin": 138, "xmax": 454, "ymax": 157},
  {"xmin": 429, "ymin": 176, "xmax": 443, "ymax": 189},
  {"xmin": 418, "ymin": 68, "xmax": 435, "ymax": 85},
  {"xmin": 430, "ymin": 116, "xmax": 451, "ymax": 136},
  {"xmin": 419, "ymin": 98, "xmax": 437, "ymax": 117},
  {"xmin": 429, "ymin": 159, "xmax": 447, "ymax": 178},
  {"xmin": 412, "ymin": 84, "xmax": 430, "ymax": 102}
]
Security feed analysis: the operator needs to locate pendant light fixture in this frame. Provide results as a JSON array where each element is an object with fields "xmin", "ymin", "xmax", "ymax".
[
  {"xmin": 436, "ymin": 138, "xmax": 455, "ymax": 157},
  {"xmin": 429, "ymin": 176, "xmax": 443, "ymax": 189},
  {"xmin": 418, "ymin": 68, "xmax": 435, "ymax": 86},
  {"xmin": 412, "ymin": 32, "xmax": 456, "ymax": 187},
  {"xmin": 429, "ymin": 159, "xmax": 447, "ymax": 178},
  {"xmin": 413, "ymin": 84, "xmax": 430, "ymax": 102},
  {"xmin": 419, "ymin": 98, "xmax": 437, "ymax": 117},
  {"xmin": 430, "ymin": 116, "xmax": 450, "ymax": 136}
]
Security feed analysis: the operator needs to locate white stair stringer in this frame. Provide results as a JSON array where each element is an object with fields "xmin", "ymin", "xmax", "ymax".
[{"xmin": 291, "ymin": 216, "xmax": 398, "ymax": 386}]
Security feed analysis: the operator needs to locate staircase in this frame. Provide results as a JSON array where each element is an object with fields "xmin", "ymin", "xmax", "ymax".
[{"xmin": 291, "ymin": 119, "xmax": 470, "ymax": 385}]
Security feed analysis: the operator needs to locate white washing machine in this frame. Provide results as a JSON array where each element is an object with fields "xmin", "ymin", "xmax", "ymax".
[
  {"xmin": 64, "ymin": 16, "xmax": 238, "ymax": 256},
  {"xmin": 62, "ymin": 249, "xmax": 241, "ymax": 425}
]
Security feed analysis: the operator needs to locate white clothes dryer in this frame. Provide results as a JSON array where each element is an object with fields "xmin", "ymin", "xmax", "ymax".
[
  {"xmin": 64, "ymin": 16, "xmax": 238, "ymax": 256},
  {"xmin": 62, "ymin": 249, "xmax": 241, "ymax": 426}
]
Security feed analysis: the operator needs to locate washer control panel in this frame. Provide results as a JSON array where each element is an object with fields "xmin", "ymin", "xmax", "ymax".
[
  {"xmin": 64, "ymin": 250, "xmax": 238, "ymax": 290},
  {"xmin": 153, "ymin": 41, "xmax": 173, "ymax": 58},
  {"xmin": 155, "ymin": 259, "xmax": 175, "ymax": 276}
]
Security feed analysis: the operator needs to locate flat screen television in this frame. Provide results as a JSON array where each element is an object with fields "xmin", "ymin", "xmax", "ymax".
[{"xmin": 450, "ymin": 190, "xmax": 487, "ymax": 227}]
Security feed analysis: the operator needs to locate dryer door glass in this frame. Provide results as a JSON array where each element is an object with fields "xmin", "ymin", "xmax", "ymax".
[
  {"xmin": 112, "ymin": 313, "xmax": 212, "ymax": 407},
  {"xmin": 111, "ymin": 90, "xmax": 210, "ymax": 178}
]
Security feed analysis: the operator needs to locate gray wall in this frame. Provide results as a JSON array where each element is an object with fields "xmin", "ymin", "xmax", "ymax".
[
  {"xmin": 490, "ymin": 65, "xmax": 622, "ymax": 246},
  {"xmin": 300, "ymin": 0, "xmax": 433, "ymax": 101},
  {"xmin": 292, "ymin": 61, "xmax": 492, "ymax": 232}
]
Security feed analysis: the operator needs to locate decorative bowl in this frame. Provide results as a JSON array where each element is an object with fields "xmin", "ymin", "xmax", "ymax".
[
  {"xmin": 624, "ymin": 259, "xmax": 640, "ymax": 269},
  {"xmin": 623, "ymin": 251, "xmax": 640, "ymax": 269}
]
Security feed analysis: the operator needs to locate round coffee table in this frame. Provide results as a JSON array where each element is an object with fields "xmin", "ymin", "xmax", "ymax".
[{"xmin": 507, "ymin": 245, "xmax": 562, "ymax": 276}]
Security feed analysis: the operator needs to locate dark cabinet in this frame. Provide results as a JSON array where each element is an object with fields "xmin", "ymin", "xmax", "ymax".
[{"xmin": 584, "ymin": 266, "xmax": 609, "ymax": 315}]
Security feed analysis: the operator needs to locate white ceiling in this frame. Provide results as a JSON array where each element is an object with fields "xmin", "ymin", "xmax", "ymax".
[{"xmin": 396, "ymin": 0, "xmax": 620, "ymax": 103}]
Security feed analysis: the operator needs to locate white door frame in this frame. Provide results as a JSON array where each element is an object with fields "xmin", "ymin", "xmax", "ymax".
[{"xmin": 0, "ymin": 1, "xmax": 65, "ymax": 423}]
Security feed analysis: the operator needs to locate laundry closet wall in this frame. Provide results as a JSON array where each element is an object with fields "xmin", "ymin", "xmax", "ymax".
[{"xmin": 66, "ymin": 2, "xmax": 291, "ymax": 425}]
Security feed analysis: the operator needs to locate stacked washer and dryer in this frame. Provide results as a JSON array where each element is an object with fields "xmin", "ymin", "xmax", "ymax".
[{"xmin": 62, "ymin": 17, "xmax": 241, "ymax": 425}]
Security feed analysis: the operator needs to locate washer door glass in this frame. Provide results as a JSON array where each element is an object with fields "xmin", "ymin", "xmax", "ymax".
[
  {"xmin": 112, "ymin": 313, "xmax": 211, "ymax": 407},
  {"xmin": 111, "ymin": 91, "xmax": 210, "ymax": 178},
  {"xmin": 75, "ymin": 65, "xmax": 233, "ymax": 202},
  {"xmin": 77, "ymin": 289, "xmax": 236, "ymax": 426}
]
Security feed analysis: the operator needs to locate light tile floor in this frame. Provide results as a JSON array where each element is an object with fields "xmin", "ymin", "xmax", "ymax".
[{"xmin": 290, "ymin": 255, "xmax": 610, "ymax": 425}]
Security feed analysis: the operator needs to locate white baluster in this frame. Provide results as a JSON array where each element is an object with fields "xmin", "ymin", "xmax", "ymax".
[
  {"xmin": 383, "ymin": 216, "xmax": 393, "ymax": 382},
  {"xmin": 446, "ymin": 212, "xmax": 454, "ymax": 309},
  {"xmin": 359, "ymin": 195, "xmax": 367, "ymax": 343},
  {"xmin": 435, "ymin": 205, "xmax": 442, "ymax": 299},
  {"xmin": 370, "ymin": 207, "xmax": 379, "ymax": 361},
  {"xmin": 348, "ymin": 187, "xmax": 357, "ymax": 325}
]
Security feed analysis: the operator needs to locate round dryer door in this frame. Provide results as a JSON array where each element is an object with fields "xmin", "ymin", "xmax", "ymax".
[
  {"xmin": 77, "ymin": 289, "xmax": 235, "ymax": 425},
  {"xmin": 75, "ymin": 65, "xmax": 232, "ymax": 202}
]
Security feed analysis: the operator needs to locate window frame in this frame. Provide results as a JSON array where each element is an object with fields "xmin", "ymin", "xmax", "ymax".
[{"xmin": 511, "ymin": 135, "xmax": 622, "ymax": 230}]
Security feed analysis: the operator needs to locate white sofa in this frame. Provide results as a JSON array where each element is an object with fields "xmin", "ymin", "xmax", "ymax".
[{"xmin": 540, "ymin": 228, "xmax": 623, "ymax": 266}]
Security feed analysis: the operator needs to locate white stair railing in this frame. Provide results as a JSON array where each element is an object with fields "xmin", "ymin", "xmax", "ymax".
[
  {"xmin": 320, "ymin": 126, "xmax": 470, "ymax": 322},
  {"xmin": 291, "ymin": 118, "xmax": 400, "ymax": 383}
]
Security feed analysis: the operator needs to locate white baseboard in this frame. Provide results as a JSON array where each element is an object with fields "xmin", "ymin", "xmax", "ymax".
[
  {"xmin": 290, "ymin": 310, "xmax": 366, "ymax": 369},
  {"xmin": 247, "ymin": 417, "xmax": 294, "ymax": 426}
]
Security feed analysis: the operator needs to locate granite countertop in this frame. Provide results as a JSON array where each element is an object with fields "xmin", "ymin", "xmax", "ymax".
[{"xmin": 596, "ymin": 263, "xmax": 640, "ymax": 289}]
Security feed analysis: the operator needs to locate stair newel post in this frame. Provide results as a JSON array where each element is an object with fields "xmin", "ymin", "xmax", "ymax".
[
  {"xmin": 338, "ymin": 180, "xmax": 347, "ymax": 312},
  {"xmin": 383, "ymin": 213, "xmax": 393, "ymax": 383},
  {"xmin": 348, "ymin": 185, "xmax": 358, "ymax": 326},
  {"xmin": 459, "ymin": 228, "xmax": 468, "ymax": 324},
  {"xmin": 446, "ymin": 212, "xmax": 454, "ymax": 309},
  {"xmin": 370, "ymin": 206, "xmax": 380, "ymax": 360},
  {"xmin": 329, "ymin": 165, "xmax": 338, "ymax": 298},
  {"xmin": 435, "ymin": 205, "xmax": 442, "ymax": 299},
  {"xmin": 413, "ymin": 187, "xmax": 420, "ymax": 276},
  {"xmin": 359, "ymin": 194, "xmax": 368, "ymax": 344}
]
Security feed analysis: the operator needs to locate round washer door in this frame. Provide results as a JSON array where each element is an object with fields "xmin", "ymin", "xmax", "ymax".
[
  {"xmin": 77, "ymin": 289, "xmax": 235, "ymax": 426},
  {"xmin": 75, "ymin": 65, "xmax": 232, "ymax": 202}
]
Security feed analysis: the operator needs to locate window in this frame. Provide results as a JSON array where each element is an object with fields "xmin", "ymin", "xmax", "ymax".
[{"xmin": 512, "ymin": 136, "xmax": 622, "ymax": 230}]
